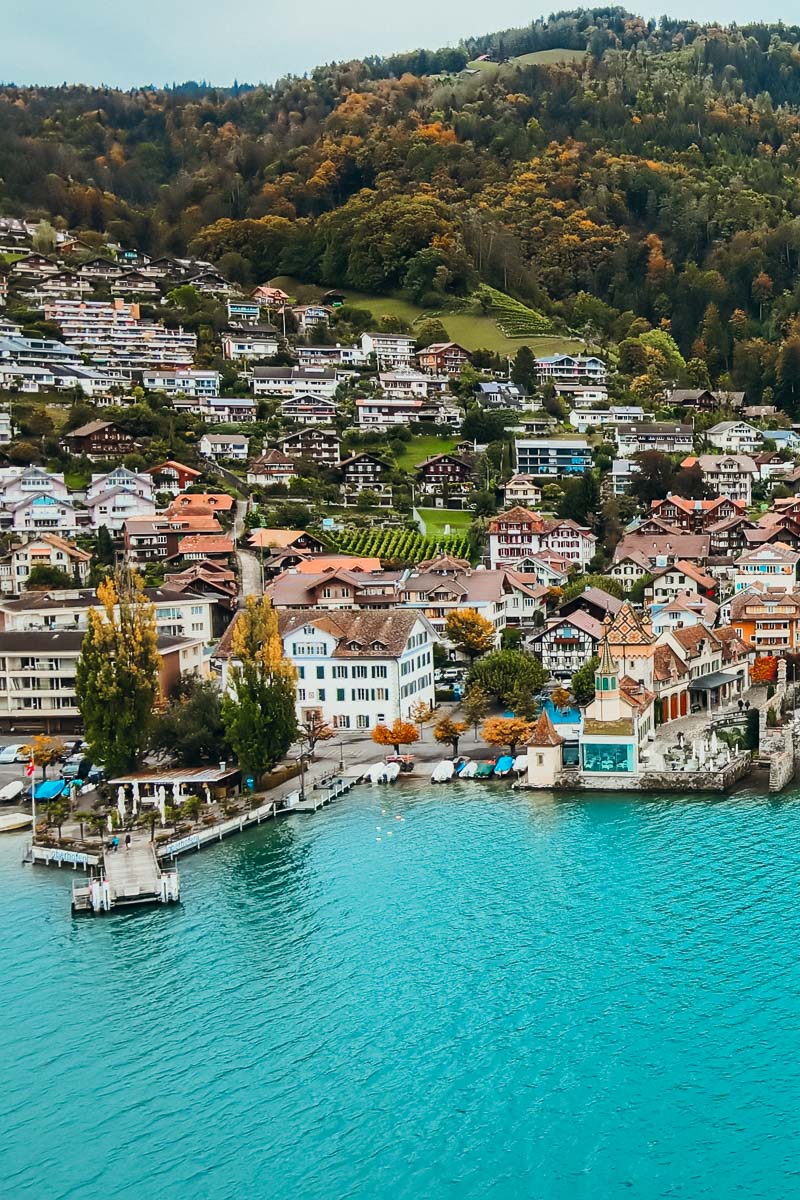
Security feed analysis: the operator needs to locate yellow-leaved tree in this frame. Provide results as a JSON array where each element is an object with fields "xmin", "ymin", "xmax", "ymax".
[
  {"xmin": 221, "ymin": 596, "xmax": 297, "ymax": 780},
  {"xmin": 75, "ymin": 570, "xmax": 160, "ymax": 776}
]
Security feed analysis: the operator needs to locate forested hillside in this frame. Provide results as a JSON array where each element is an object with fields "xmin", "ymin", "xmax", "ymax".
[{"xmin": 7, "ymin": 7, "xmax": 800, "ymax": 404}]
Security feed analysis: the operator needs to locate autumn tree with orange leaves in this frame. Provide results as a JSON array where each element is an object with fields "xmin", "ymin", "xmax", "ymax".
[
  {"xmin": 372, "ymin": 720, "xmax": 420, "ymax": 756},
  {"xmin": 481, "ymin": 716, "xmax": 534, "ymax": 756}
]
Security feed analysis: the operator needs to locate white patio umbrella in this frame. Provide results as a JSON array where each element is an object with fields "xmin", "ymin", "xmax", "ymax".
[
  {"xmin": 117, "ymin": 786, "xmax": 127, "ymax": 820},
  {"xmin": 710, "ymin": 730, "xmax": 719, "ymax": 755},
  {"xmin": 158, "ymin": 787, "xmax": 167, "ymax": 827},
  {"xmin": 131, "ymin": 779, "xmax": 140, "ymax": 815},
  {"xmin": 203, "ymin": 784, "xmax": 212, "ymax": 806}
]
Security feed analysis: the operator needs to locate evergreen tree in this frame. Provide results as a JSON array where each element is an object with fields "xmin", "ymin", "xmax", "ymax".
[
  {"xmin": 95, "ymin": 525, "xmax": 116, "ymax": 566},
  {"xmin": 75, "ymin": 571, "xmax": 160, "ymax": 776},
  {"xmin": 221, "ymin": 596, "xmax": 297, "ymax": 780},
  {"xmin": 511, "ymin": 345, "xmax": 537, "ymax": 392}
]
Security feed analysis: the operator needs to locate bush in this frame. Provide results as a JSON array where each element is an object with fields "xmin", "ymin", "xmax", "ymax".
[
  {"xmin": 745, "ymin": 707, "xmax": 760, "ymax": 750},
  {"xmin": 435, "ymin": 687, "xmax": 456, "ymax": 702},
  {"xmin": 767, "ymin": 706, "xmax": 778, "ymax": 728}
]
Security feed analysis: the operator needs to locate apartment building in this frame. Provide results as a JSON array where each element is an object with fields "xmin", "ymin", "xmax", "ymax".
[
  {"xmin": 535, "ymin": 354, "xmax": 607, "ymax": 385},
  {"xmin": 514, "ymin": 438, "xmax": 592, "ymax": 477},
  {"xmin": 44, "ymin": 298, "xmax": 197, "ymax": 368},
  {"xmin": 360, "ymin": 331, "xmax": 415, "ymax": 368},
  {"xmin": 0, "ymin": 630, "xmax": 205, "ymax": 732},
  {"xmin": 141, "ymin": 368, "xmax": 220, "ymax": 398},
  {"xmin": 0, "ymin": 535, "xmax": 92, "ymax": 595}
]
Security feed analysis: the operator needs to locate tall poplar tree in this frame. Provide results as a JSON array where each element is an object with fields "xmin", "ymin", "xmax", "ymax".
[
  {"xmin": 75, "ymin": 571, "xmax": 160, "ymax": 776},
  {"xmin": 221, "ymin": 596, "xmax": 297, "ymax": 780}
]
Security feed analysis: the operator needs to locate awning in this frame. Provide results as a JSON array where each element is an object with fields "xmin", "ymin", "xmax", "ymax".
[
  {"xmin": 108, "ymin": 766, "xmax": 240, "ymax": 786},
  {"xmin": 688, "ymin": 671, "xmax": 739, "ymax": 691},
  {"xmin": 33, "ymin": 780, "xmax": 68, "ymax": 800}
]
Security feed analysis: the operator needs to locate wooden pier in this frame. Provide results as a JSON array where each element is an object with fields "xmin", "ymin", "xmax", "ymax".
[
  {"xmin": 157, "ymin": 775, "xmax": 355, "ymax": 860},
  {"xmin": 71, "ymin": 841, "xmax": 179, "ymax": 915},
  {"xmin": 28, "ymin": 770, "xmax": 357, "ymax": 915}
]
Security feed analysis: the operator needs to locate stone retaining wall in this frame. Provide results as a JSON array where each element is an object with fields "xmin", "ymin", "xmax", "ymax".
[{"xmin": 520, "ymin": 754, "xmax": 753, "ymax": 793}]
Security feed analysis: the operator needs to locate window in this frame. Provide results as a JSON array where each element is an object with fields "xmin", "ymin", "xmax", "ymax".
[
  {"xmin": 336, "ymin": 688, "xmax": 345, "ymax": 702},
  {"xmin": 356, "ymin": 714, "xmax": 370, "ymax": 729},
  {"xmin": 297, "ymin": 666, "xmax": 305, "ymax": 680},
  {"xmin": 316, "ymin": 666, "xmax": 325, "ymax": 680},
  {"xmin": 318, "ymin": 689, "xmax": 325, "ymax": 701},
  {"xmin": 352, "ymin": 665, "xmax": 368, "ymax": 679},
  {"xmin": 333, "ymin": 715, "xmax": 350, "ymax": 729},
  {"xmin": 371, "ymin": 665, "xmax": 387, "ymax": 679},
  {"xmin": 333, "ymin": 665, "xmax": 347, "ymax": 679}
]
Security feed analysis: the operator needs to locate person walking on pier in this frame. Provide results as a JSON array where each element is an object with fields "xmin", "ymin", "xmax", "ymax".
[
  {"xmin": 124, "ymin": 833, "xmax": 131, "ymax": 852},
  {"xmin": 111, "ymin": 835, "xmax": 119, "ymax": 853}
]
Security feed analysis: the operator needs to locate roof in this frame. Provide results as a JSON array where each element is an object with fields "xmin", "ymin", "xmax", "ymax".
[
  {"xmin": 583, "ymin": 717, "xmax": 634, "ymax": 736},
  {"xmin": 168, "ymin": 492, "xmax": 235, "ymax": 513},
  {"xmin": 652, "ymin": 643, "xmax": 688, "ymax": 683},
  {"xmin": 558, "ymin": 586, "xmax": 624, "ymax": 615},
  {"xmin": 606, "ymin": 601, "xmax": 654, "ymax": 647},
  {"xmin": 671, "ymin": 625, "xmax": 721, "ymax": 657},
  {"xmin": 215, "ymin": 608, "xmax": 427, "ymax": 662},
  {"xmin": 614, "ymin": 533, "xmax": 711, "ymax": 563},
  {"xmin": 696, "ymin": 453, "xmax": 758, "ymax": 474},
  {"xmin": 147, "ymin": 461, "xmax": 202, "ymax": 478},
  {"xmin": 651, "ymin": 559, "xmax": 716, "ymax": 589},
  {"xmin": 248, "ymin": 450, "xmax": 296, "ymax": 470},
  {"xmin": 295, "ymin": 555, "xmax": 381, "ymax": 573},
  {"xmin": 176, "ymin": 535, "xmax": 234, "ymax": 554},
  {"xmin": 528, "ymin": 711, "xmax": 562, "ymax": 748},
  {"xmin": 535, "ymin": 609, "xmax": 604, "ymax": 641},
  {"xmin": 248, "ymin": 529, "xmax": 319, "ymax": 549},
  {"xmin": 735, "ymin": 541, "xmax": 800, "ymax": 563},
  {"xmin": 10, "ymin": 533, "xmax": 91, "ymax": 562},
  {"xmin": 730, "ymin": 589, "xmax": 800, "ymax": 618},
  {"xmin": 0, "ymin": 630, "xmax": 192, "ymax": 653},
  {"xmin": 65, "ymin": 419, "xmax": 117, "ymax": 437}
]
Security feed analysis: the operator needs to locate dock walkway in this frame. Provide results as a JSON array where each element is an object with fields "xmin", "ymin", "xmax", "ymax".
[{"xmin": 105, "ymin": 841, "xmax": 163, "ymax": 904}]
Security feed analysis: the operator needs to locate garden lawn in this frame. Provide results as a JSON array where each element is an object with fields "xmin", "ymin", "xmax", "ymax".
[
  {"xmin": 395, "ymin": 435, "xmax": 460, "ymax": 471},
  {"xmin": 417, "ymin": 507, "xmax": 474, "ymax": 536},
  {"xmin": 269, "ymin": 277, "xmax": 584, "ymax": 356}
]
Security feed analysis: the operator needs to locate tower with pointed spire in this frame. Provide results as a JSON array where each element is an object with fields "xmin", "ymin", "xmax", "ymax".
[{"xmin": 593, "ymin": 635, "xmax": 623, "ymax": 722}]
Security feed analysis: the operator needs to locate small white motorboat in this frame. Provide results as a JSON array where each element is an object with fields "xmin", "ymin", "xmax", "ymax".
[
  {"xmin": 513, "ymin": 754, "xmax": 529, "ymax": 774},
  {"xmin": 0, "ymin": 811, "xmax": 33, "ymax": 833},
  {"xmin": 431, "ymin": 760, "xmax": 455, "ymax": 783},
  {"xmin": 460, "ymin": 760, "xmax": 479, "ymax": 779},
  {"xmin": 365, "ymin": 762, "xmax": 390, "ymax": 784},
  {"xmin": 383, "ymin": 762, "xmax": 401, "ymax": 783}
]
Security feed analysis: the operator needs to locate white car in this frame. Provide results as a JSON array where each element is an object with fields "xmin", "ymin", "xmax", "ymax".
[{"xmin": 0, "ymin": 744, "xmax": 25, "ymax": 765}]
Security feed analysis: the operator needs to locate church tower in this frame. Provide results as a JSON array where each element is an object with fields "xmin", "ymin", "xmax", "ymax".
[{"xmin": 593, "ymin": 635, "xmax": 624, "ymax": 722}]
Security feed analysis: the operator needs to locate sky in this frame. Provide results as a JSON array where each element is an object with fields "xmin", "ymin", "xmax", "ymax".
[{"xmin": 3, "ymin": 0, "xmax": 800, "ymax": 89}]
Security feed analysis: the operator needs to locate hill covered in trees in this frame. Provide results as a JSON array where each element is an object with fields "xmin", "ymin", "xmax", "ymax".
[{"xmin": 7, "ymin": 7, "xmax": 800, "ymax": 405}]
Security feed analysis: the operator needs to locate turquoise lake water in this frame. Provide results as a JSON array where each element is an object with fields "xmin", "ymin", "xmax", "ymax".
[{"xmin": 3, "ymin": 782, "xmax": 800, "ymax": 1199}]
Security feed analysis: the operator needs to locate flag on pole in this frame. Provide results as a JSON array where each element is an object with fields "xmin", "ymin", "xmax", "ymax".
[{"xmin": 25, "ymin": 759, "xmax": 35, "ymax": 778}]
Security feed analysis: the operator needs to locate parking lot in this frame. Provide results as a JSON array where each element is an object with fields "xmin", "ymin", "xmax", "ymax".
[{"xmin": 0, "ymin": 735, "xmax": 88, "ymax": 801}]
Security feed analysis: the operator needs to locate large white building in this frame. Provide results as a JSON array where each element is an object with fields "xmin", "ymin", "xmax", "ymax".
[
  {"xmin": 142, "ymin": 368, "xmax": 220, "ymax": 397},
  {"xmin": 0, "ymin": 586, "xmax": 217, "ymax": 643},
  {"xmin": 44, "ymin": 299, "xmax": 197, "ymax": 369},
  {"xmin": 360, "ymin": 331, "xmax": 415, "ymax": 368},
  {"xmin": 217, "ymin": 609, "xmax": 437, "ymax": 732},
  {"xmin": 281, "ymin": 610, "xmax": 437, "ymax": 730}
]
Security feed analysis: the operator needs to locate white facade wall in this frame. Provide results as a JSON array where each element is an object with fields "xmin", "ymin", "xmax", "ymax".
[{"xmin": 285, "ymin": 620, "xmax": 435, "ymax": 730}]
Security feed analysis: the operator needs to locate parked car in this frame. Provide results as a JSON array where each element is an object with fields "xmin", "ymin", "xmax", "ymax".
[
  {"xmin": 62, "ymin": 754, "xmax": 91, "ymax": 781},
  {"xmin": 0, "ymin": 744, "xmax": 26, "ymax": 765}
]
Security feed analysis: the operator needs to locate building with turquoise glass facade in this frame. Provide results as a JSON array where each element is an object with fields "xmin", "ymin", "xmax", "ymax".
[{"xmin": 579, "ymin": 636, "xmax": 654, "ymax": 776}]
